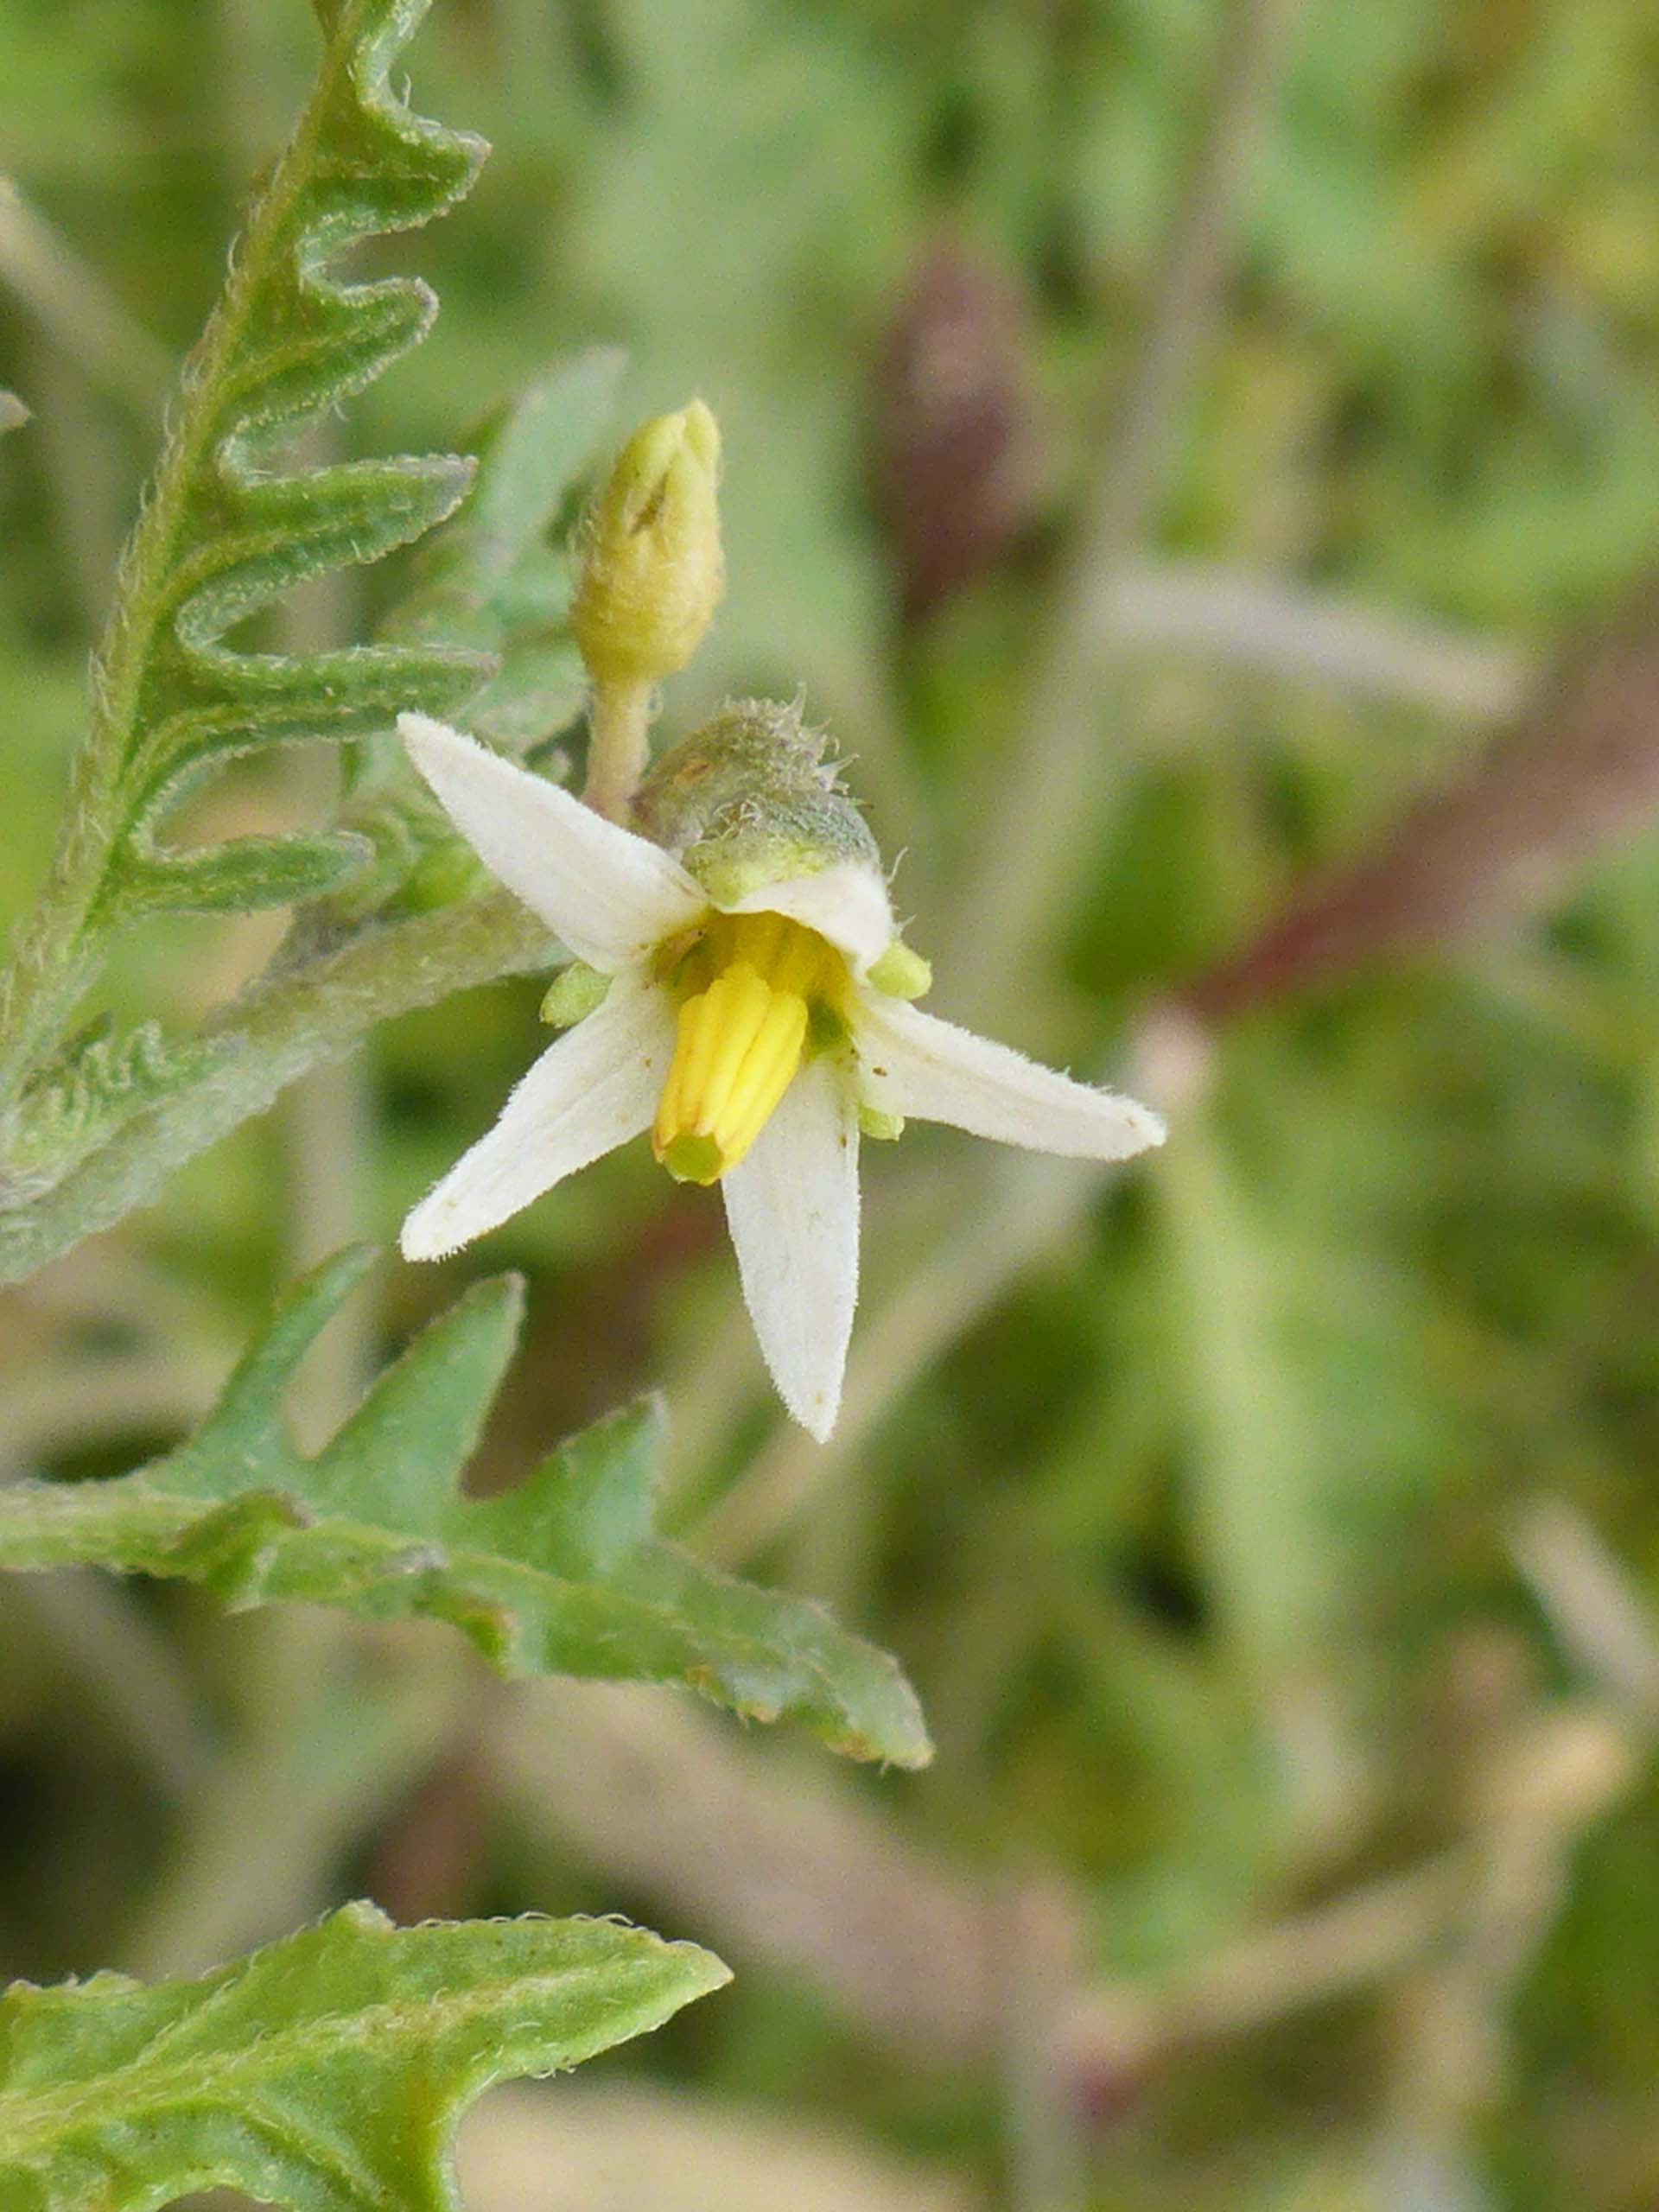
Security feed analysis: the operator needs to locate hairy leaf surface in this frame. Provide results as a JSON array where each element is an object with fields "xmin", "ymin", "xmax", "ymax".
[
  {"xmin": 0, "ymin": 0, "xmax": 493, "ymax": 1116},
  {"xmin": 0, "ymin": 345, "xmax": 621, "ymax": 1266},
  {"xmin": 92, "ymin": 0, "xmax": 491, "ymax": 919},
  {"xmin": 0, "ymin": 1900, "xmax": 727, "ymax": 2212},
  {"xmin": 0, "ymin": 1248, "xmax": 931, "ymax": 1767}
]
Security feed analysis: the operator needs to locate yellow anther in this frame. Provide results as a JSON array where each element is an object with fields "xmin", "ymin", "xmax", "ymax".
[
  {"xmin": 652, "ymin": 914, "xmax": 843, "ymax": 1183},
  {"xmin": 711, "ymin": 992, "xmax": 809, "ymax": 1154}
]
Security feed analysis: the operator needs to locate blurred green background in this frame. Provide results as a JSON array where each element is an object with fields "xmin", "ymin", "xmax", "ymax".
[{"xmin": 6, "ymin": 1, "xmax": 1659, "ymax": 2207}]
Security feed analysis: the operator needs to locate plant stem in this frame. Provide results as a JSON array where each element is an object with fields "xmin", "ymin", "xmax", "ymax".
[
  {"xmin": 0, "ymin": 887, "xmax": 555, "ymax": 1284},
  {"xmin": 582, "ymin": 676, "xmax": 655, "ymax": 821}
]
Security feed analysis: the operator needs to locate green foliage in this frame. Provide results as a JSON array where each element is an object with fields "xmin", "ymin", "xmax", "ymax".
[
  {"xmin": 0, "ymin": 0, "xmax": 501, "ymax": 1196},
  {"xmin": 0, "ymin": 1246, "xmax": 931, "ymax": 1767},
  {"xmin": 319, "ymin": 344, "xmax": 626, "ymax": 919},
  {"xmin": 0, "ymin": 1018, "xmax": 233, "ymax": 1209},
  {"xmin": 0, "ymin": 347, "xmax": 621, "ymax": 1280},
  {"xmin": 0, "ymin": 1899, "xmax": 727, "ymax": 2212},
  {"xmin": 10, "ymin": 2, "xmax": 1659, "ymax": 2202},
  {"xmin": 0, "ymin": 888, "xmax": 554, "ymax": 1283},
  {"xmin": 386, "ymin": 343, "xmax": 624, "ymax": 749},
  {"xmin": 88, "ymin": 0, "xmax": 486, "ymax": 923}
]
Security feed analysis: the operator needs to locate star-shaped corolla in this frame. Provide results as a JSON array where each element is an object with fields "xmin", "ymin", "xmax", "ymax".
[{"xmin": 397, "ymin": 713, "xmax": 1166, "ymax": 1440}]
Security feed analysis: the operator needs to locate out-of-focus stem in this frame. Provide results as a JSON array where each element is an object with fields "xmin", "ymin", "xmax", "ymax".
[
  {"xmin": 0, "ymin": 1349, "xmax": 226, "ymax": 1463},
  {"xmin": 458, "ymin": 2079, "xmax": 976, "ymax": 2212},
  {"xmin": 1001, "ymin": 1880, "xmax": 1089, "ymax": 2212},
  {"xmin": 1180, "ymin": 574, "xmax": 1659, "ymax": 1025},
  {"xmin": 122, "ymin": 1638, "xmax": 467, "ymax": 1980},
  {"xmin": 1510, "ymin": 1499, "xmax": 1659, "ymax": 1726},
  {"xmin": 948, "ymin": 0, "xmax": 1308, "ymax": 1021},
  {"xmin": 3, "ymin": 1567, "xmax": 213, "ymax": 1799},
  {"xmin": 486, "ymin": 1675, "xmax": 1589, "ymax": 2085},
  {"xmin": 0, "ymin": 176, "xmax": 172, "ymax": 421},
  {"xmin": 1101, "ymin": 562, "xmax": 1531, "ymax": 723},
  {"xmin": 20, "ymin": 327, "xmax": 130, "ymax": 634}
]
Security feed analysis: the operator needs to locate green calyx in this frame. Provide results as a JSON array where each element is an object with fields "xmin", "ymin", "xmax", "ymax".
[{"xmin": 632, "ymin": 696, "xmax": 882, "ymax": 904}]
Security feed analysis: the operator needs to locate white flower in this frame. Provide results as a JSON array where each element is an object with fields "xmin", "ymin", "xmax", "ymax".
[{"xmin": 397, "ymin": 714, "xmax": 1166, "ymax": 1440}]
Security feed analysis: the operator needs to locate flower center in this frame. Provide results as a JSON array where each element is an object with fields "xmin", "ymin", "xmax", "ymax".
[{"xmin": 652, "ymin": 912, "xmax": 844, "ymax": 1185}]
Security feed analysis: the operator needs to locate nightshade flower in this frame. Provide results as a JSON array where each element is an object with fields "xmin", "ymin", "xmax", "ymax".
[{"xmin": 398, "ymin": 709, "xmax": 1165, "ymax": 1440}]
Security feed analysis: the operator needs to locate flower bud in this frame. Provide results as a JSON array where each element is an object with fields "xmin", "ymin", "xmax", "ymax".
[{"xmin": 571, "ymin": 400, "xmax": 724, "ymax": 686}]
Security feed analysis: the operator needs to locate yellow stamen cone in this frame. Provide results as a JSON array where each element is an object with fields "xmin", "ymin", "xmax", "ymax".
[
  {"xmin": 710, "ymin": 993, "xmax": 809, "ymax": 1157},
  {"xmin": 695, "ymin": 964, "xmax": 775, "ymax": 1133},
  {"xmin": 652, "ymin": 915, "xmax": 842, "ymax": 1183}
]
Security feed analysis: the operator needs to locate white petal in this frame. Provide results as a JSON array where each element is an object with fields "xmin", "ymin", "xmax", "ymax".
[
  {"xmin": 401, "ymin": 978, "xmax": 674, "ymax": 1259},
  {"xmin": 853, "ymin": 993, "xmax": 1166, "ymax": 1160},
  {"xmin": 721, "ymin": 862, "xmax": 894, "ymax": 976},
  {"xmin": 721, "ymin": 1057, "xmax": 860, "ymax": 1441},
  {"xmin": 400, "ymin": 714, "xmax": 702, "ymax": 971}
]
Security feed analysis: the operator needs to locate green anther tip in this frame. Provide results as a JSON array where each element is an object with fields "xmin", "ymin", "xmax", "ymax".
[{"xmin": 660, "ymin": 1133, "xmax": 725, "ymax": 1185}]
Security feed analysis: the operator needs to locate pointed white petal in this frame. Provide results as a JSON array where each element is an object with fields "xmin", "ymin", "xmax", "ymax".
[
  {"xmin": 399, "ymin": 714, "xmax": 702, "ymax": 971},
  {"xmin": 853, "ymin": 993, "xmax": 1166, "ymax": 1160},
  {"xmin": 721, "ymin": 1057, "xmax": 860, "ymax": 1441},
  {"xmin": 721, "ymin": 862, "xmax": 894, "ymax": 976},
  {"xmin": 401, "ymin": 978, "xmax": 674, "ymax": 1259}
]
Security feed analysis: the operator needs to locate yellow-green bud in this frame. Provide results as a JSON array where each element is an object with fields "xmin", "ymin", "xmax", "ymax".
[{"xmin": 571, "ymin": 399, "xmax": 724, "ymax": 686}]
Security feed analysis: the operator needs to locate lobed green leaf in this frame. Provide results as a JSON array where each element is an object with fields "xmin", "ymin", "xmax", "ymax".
[
  {"xmin": 89, "ymin": 0, "xmax": 493, "ymax": 913},
  {"xmin": 0, "ymin": 1899, "xmax": 728, "ymax": 2212},
  {"xmin": 0, "ymin": 1247, "xmax": 933, "ymax": 1768},
  {"xmin": 0, "ymin": 22, "xmax": 629, "ymax": 1270},
  {"xmin": 0, "ymin": 0, "xmax": 497, "ymax": 1120},
  {"xmin": 0, "ymin": 1020, "xmax": 236, "ymax": 1209}
]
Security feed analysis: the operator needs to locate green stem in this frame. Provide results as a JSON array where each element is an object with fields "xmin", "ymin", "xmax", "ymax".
[
  {"xmin": 582, "ymin": 675, "xmax": 655, "ymax": 822},
  {"xmin": 0, "ymin": 888, "xmax": 556, "ymax": 1285}
]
